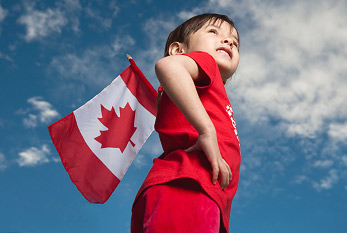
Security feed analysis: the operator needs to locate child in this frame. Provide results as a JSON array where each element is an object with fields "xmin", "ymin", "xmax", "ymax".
[{"xmin": 131, "ymin": 13, "xmax": 241, "ymax": 233}]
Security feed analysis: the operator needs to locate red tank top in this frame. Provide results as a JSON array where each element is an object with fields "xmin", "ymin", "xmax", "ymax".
[{"xmin": 134, "ymin": 51, "xmax": 241, "ymax": 232}]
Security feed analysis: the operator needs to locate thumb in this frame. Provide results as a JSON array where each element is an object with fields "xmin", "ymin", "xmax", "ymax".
[{"xmin": 185, "ymin": 143, "xmax": 198, "ymax": 153}]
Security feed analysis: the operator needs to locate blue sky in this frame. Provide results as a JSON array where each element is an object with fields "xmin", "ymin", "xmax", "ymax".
[{"xmin": 0, "ymin": 0, "xmax": 346, "ymax": 232}]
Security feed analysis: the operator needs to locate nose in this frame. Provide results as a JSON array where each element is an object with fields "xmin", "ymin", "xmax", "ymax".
[{"xmin": 221, "ymin": 38, "xmax": 233, "ymax": 48}]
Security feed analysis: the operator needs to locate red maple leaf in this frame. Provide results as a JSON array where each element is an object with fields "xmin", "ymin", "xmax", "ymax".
[{"xmin": 94, "ymin": 103, "xmax": 137, "ymax": 153}]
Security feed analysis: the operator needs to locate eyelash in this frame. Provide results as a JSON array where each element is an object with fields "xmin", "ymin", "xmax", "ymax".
[
  {"xmin": 208, "ymin": 28, "xmax": 239, "ymax": 48},
  {"xmin": 208, "ymin": 29, "xmax": 217, "ymax": 34}
]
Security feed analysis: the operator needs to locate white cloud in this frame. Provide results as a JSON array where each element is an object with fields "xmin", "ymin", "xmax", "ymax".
[
  {"xmin": 0, "ymin": 4, "xmax": 7, "ymax": 22},
  {"xmin": 61, "ymin": 0, "xmax": 82, "ymax": 11},
  {"xmin": 292, "ymin": 175, "xmax": 309, "ymax": 184},
  {"xmin": 0, "ymin": 152, "xmax": 7, "ymax": 171},
  {"xmin": 133, "ymin": 154, "xmax": 148, "ymax": 168},
  {"xmin": 135, "ymin": 17, "xmax": 178, "ymax": 85},
  {"xmin": 313, "ymin": 169, "xmax": 339, "ymax": 191},
  {"xmin": 109, "ymin": 0, "xmax": 120, "ymax": 17},
  {"xmin": 54, "ymin": 0, "xmax": 81, "ymax": 33},
  {"xmin": 328, "ymin": 123, "xmax": 347, "ymax": 142},
  {"xmin": 0, "ymin": 4, "xmax": 7, "ymax": 34},
  {"xmin": 22, "ymin": 97, "xmax": 60, "ymax": 128},
  {"xmin": 17, "ymin": 4, "xmax": 68, "ymax": 42},
  {"xmin": 84, "ymin": 1, "xmax": 120, "ymax": 30},
  {"xmin": 23, "ymin": 114, "xmax": 38, "ymax": 128},
  {"xmin": 49, "ymin": 46, "xmax": 117, "ymax": 90},
  {"xmin": 342, "ymin": 156, "xmax": 347, "ymax": 166},
  {"xmin": 17, "ymin": 145, "xmax": 50, "ymax": 167},
  {"xmin": 48, "ymin": 33, "xmax": 138, "ymax": 97},
  {"xmin": 28, "ymin": 97, "xmax": 59, "ymax": 123},
  {"xmin": 0, "ymin": 52, "xmax": 14, "ymax": 62},
  {"xmin": 85, "ymin": 7, "xmax": 112, "ymax": 29},
  {"xmin": 312, "ymin": 160, "xmax": 334, "ymax": 169},
  {"xmin": 111, "ymin": 35, "xmax": 136, "ymax": 56}
]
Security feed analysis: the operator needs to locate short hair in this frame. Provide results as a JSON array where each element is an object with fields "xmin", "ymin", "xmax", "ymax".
[{"xmin": 164, "ymin": 13, "xmax": 239, "ymax": 57}]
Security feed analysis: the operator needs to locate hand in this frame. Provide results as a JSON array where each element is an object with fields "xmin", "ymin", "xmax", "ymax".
[{"xmin": 185, "ymin": 131, "xmax": 232, "ymax": 190}]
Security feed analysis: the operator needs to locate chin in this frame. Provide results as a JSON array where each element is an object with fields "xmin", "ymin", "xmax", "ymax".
[{"xmin": 217, "ymin": 65, "xmax": 235, "ymax": 77}]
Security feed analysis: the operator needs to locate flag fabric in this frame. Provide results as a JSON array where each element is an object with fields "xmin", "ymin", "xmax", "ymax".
[{"xmin": 48, "ymin": 56, "xmax": 157, "ymax": 204}]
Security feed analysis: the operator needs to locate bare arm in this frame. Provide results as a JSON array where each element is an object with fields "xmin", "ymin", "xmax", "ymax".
[{"xmin": 155, "ymin": 55, "xmax": 232, "ymax": 190}]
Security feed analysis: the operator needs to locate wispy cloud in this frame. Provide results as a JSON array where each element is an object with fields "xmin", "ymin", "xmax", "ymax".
[
  {"xmin": 17, "ymin": 3, "xmax": 68, "ymax": 42},
  {"xmin": 0, "ymin": 152, "xmax": 7, "ymax": 171},
  {"xmin": 21, "ymin": 96, "xmax": 60, "ymax": 128},
  {"xmin": 292, "ymin": 175, "xmax": 309, "ymax": 185},
  {"xmin": 313, "ymin": 169, "xmax": 339, "ymax": 191},
  {"xmin": 0, "ymin": 4, "xmax": 7, "ymax": 34},
  {"xmin": 0, "ymin": 52, "xmax": 14, "ymax": 62},
  {"xmin": 312, "ymin": 160, "xmax": 334, "ymax": 169},
  {"xmin": 85, "ymin": 7, "xmax": 112, "ymax": 29},
  {"xmin": 59, "ymin": 0, "xmax": 82, "ymax": 11},
  {"xmin": 133, "ymin": 154, "xmax": 148, "ymax": 168},
  {"xmin": 328, "ymin": 123, "xmax": 347, "ymax": 143},
  {"xmin": 136, "ymin": 16, "xmax": 177, "ymax": 85},
  {"xmin": 17, "ymin": 144, "xmax": 51, "ymax": 167},
  {"xmin": 111, "ymin": 35, "xmax": 136, "ymax": 57},
  {"xmin": 49, "ymin": 46, "xmax": 118, "ymax": 89},
  {"xmin": 48, "ymin": 33, "xmax": 136, "ymax": 100},
  {"xmin": 109, "ymin": 0, "xmax": 120, "ymax": 17},
  {"xmin": 0, "ymin": 4, "xmax": 7, "ymax": 22},
  {"xmin": 342, "ymin": 156, "xmax": 347, "ymax": 166}
]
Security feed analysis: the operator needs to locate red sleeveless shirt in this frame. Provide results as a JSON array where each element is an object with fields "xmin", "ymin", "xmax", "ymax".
[{"xmin": 134, "ymin": 51, "xmax": 241, "ymax": 232}]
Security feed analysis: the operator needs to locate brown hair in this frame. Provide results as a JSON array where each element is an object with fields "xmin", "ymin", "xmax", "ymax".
[{"xmin": 164, "ymin": 13, "xmax": 239, "ymax": 57}]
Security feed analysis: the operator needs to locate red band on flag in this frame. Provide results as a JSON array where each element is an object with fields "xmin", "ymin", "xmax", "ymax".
[
  {"xmin": 121, "ymin": 59, "xmax": 157, "ymax": 117},
  {"xmin": 49, "ymin": 113, "xmax": 120, "ymax": 203}
]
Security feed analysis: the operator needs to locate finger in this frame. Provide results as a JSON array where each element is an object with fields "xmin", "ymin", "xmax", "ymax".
[
  {"xmin": 211, "ymin": 164, "xmax": 219, "ymax": 185},
  {"xmin": 185, "ymin": 144, "xmax": 197, "ymax": 153},
  {"xmin": 221, "ymin": 167, "xmax": 229, "ymax": 190},
  {"xmin": 221, "ymin": 159, "xmax": 232, "ymax": 183},
  {"xmin": 225, "ymin": 161, "xmax": 232, "ymax": 181}
]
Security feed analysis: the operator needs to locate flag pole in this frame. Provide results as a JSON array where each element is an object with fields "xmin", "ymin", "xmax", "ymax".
[{"xmin": 125, "ymin": 54, "xmax": 158, "ymax": 101}]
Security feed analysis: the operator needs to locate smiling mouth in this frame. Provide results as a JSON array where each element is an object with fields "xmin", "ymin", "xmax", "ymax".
[{"xmin": 217, "ymin": 48, "xmax": 232, "ymax": 59}]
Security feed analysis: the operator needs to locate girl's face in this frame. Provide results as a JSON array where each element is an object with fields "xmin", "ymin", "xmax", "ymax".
[{"xmin": 184, "ymin": 20, "xmax": 240, "ymax": 81}]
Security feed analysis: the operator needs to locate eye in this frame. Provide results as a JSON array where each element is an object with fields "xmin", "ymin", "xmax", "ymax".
[
  {"xmin": 208, "ymin": 29, "xmax": 217, "ymax": 35},
  {"xmin": 233, "ymin": 41, "xmax": 239, "ymax": 48}
]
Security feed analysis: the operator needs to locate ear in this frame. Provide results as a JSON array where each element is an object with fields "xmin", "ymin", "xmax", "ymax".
[{"xmin": 168, "ymin": 42, "xmax": 186, "ymax": 55}]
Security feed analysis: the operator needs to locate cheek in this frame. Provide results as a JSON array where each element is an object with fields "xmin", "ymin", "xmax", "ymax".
[
  {"xmin": 233, "ymin": 54, "xmax": 240, "ymax": 66},
  {"xmin": 235, "ymin": 57, "xmax": 240, "ymax": 67}
]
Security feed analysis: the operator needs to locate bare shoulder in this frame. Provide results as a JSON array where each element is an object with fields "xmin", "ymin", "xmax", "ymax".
[{"xmin": 155, "ymin": 55, "xmax": 201, "ymax": 81}]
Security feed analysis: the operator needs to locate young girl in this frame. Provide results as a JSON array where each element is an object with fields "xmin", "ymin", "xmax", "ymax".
[{"xmin": 131, "ymin": 13, "xmax": 241, "ymax": 233}]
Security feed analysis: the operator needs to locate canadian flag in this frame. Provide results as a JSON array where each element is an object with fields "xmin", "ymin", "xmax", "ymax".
[{"xmin": 49, "ymin": 56, "xmax": 157, "ymax": 203}]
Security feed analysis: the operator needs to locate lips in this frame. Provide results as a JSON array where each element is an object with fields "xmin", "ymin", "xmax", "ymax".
[{"xmin": 216, "ymin": 47, "xmax": 232, "ymax": 59}]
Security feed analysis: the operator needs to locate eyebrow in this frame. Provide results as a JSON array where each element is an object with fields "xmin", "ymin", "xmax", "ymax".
[{"xmin": 205, "ymin": 24, "xmax": 239, "ymax": 42}]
